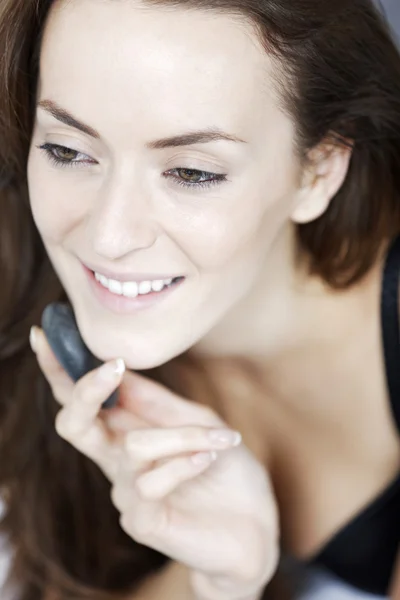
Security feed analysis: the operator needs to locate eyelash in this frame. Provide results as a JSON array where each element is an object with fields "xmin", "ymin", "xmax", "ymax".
[{"xmin": 37, "ymin": 143, "xmax": 228, "ymax": 190}]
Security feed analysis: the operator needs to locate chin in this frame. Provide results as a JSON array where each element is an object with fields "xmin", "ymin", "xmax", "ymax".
[{"xmin": 79, "ymin": 327, "xmax": 193, "ymax": 371}]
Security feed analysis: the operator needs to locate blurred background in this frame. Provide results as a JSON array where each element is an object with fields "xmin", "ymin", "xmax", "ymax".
[{"xmin": 377, "ymin": 0, "xmax": 400, "ymax": 41}]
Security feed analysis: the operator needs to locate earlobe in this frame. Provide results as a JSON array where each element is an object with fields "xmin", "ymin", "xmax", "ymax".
[
  {"xmin": 291, "ymin": 177, "xmax": 332, "ymax": 224},
  {"xmin": 291, "ymin": 141, "xmax": 353, "ymax": 225}
]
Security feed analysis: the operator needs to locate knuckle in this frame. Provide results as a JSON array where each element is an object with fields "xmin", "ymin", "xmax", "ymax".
[
  {"xmin": 110, "ymin": 485, "xmax": 119, "ymax": 507},
  {"xmin": 135, "ymin": 474, "xmax": 160, "ymax": 501},
  {"xmin": 54, "ymin": 409, "xmax": 71, "ymax": 440},
  {"xmin": 120, "ymin": 510, "xmax": 152, "ymax": 543},
  {"xmin": 235, "ymin": 520, "xmax": 279, "ymax": 586},
  {"xmin": 135, "ymin": 476, "xmax": 151, "ymax": 500},
  {"xmin": 111, "ymin": 484, "xmax": 128, "ymax": 511}
]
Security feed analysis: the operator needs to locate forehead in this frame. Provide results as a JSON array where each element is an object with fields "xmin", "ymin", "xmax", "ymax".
[{"xmin": 38, "ymin": 0, "xmax": 281, "ymax": 142}]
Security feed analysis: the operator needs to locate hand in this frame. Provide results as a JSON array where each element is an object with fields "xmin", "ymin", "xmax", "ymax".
[{"xmin": 31, "ymin": 326, "xmax": 280, "ymax": 600}]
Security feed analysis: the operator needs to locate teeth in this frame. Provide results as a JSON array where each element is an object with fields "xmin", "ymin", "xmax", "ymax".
[
  {"xmin": 122, "ymin": 281, "xmax": 139, "ymax": 298},
  {"xmin": 138, "ymin": 281, "xmax": 152, "ymax": 295},
  {"xmin": 95, "ymin": 272, "xmax": 175, "ymax": 297},
  {"xmin": 151, "ymin": 280, "xmax": 164, "ymax": 292},
  {"xmin": 108, "ymin": 279, "xmax": 123, "ymax": 295}
]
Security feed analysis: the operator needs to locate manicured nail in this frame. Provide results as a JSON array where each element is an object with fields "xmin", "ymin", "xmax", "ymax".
[
  {"xmin": 97, "ymin": 358, "xmax": 125, "ymax": 382},
  {"xmin": 191, "ymin": 451, "xmax": 218, "ymax": 465},
  {"xmin": 208, "ymin": 429, "xmax": 242, "ymax": 448},
  {"xmin": 29, "ymin": 326, "xmax": 38, "ymax": 353}
]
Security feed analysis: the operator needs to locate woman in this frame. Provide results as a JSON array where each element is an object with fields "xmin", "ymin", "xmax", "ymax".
[{"xmin": 0, "ymin": 0, "xmax": 399, "ymax": 599}]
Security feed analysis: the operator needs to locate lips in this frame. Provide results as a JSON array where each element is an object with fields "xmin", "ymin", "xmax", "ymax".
[
  {"xmin": 82, "ymin": 259, "xmax": 183, "ymax": 283},
  {"xmin": 83, "ymin": 264, "xmax": 185, "ymax": 314},
  {"xmin": 94, "ymin": 270, "xmax": 184, "ymax": 298}
]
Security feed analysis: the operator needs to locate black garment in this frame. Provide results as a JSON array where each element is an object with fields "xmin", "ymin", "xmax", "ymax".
[{"xmin": 308, "ymin": 236, "xmax": 400, "ymax": 595}]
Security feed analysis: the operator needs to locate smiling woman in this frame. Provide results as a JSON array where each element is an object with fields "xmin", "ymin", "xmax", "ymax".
[
  {"xmin": 28, "ymin": 0, "xmax": 307, "ymax": 370},
  {"xmin": 1, "ymin": 1, "xmax": 400, "ymax": 600}
]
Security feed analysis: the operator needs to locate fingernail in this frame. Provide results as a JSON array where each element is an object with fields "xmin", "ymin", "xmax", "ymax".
[
  {"xmin": 97, "ymin": 358, "xmax": 125, "ymax": 382},
  {"xmin": 191, "ymin": 451, "xmax": 218, "ymax": 465},
  {"xmin": 29, "ymin": 326, "xmax": 38, "ymax": 353},
  {"xmin": 208, "ymin": 429, "xmax": 242, "ymax": 448}
]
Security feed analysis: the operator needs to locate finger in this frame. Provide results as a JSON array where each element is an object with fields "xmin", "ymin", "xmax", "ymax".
[
  {"xmin": 111, "ymin": 479, "xmax": 168, "ymax": 547},
  {"xmin": 119, "ymin": 500, "xmax": 167, "ymax": 547},
  {"xmin": 124, "ymin": 426, "xmax": 242, "ymax": 467},
  {"xmin": 55, "ymin": 358, "xmax": 125, "ymax": 437},
  {"xmin": 134, "ymin": 451, "xmax": 218, "ymax": 500},
  {"xmin": 55, "ymin": 359, "xmax": 126, "ymax": 479},
  {"xmin": 119, "ymin": 370, "xmax": 227, "ymax": 428},
  {"xmin": 31, "ymin": 326, "xmax": 75, "ymax": 405},
  {"xmin": 57, "ymin": 406, "xmax": 120, "ymax": 480},
  {"xmin": 102, "ymin": 406, "xmax": 150, "ymax": 433},
  {"xmin": 111, "ymin": 472, "xmax": 139, "ymax": 513}
]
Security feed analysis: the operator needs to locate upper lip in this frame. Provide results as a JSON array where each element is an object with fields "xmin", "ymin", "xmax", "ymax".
[{"xmin": 82, "ymin": 260, "xmax": 182, "ymax": 283}]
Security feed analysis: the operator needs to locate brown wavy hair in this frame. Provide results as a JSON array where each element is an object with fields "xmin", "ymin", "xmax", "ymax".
[{"xmin": 1, "ymin": 0, "xmax": 400, "ymax": 599}]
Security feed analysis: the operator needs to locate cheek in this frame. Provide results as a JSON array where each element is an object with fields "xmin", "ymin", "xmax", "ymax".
[
  {"xmin": 170, "ymin": 207, "xmax": 238, "ymax": 269},
  {"xmin": 175, "ymin": 178, "xmax": 297, "ymax": 273},
  {"xmin": 27, "ymin": 154, "xmax": 84, "ymax": 244}
]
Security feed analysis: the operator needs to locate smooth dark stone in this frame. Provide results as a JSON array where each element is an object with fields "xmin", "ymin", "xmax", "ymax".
[{"xmin": 41, "ymin": 303, "xmax": 118, "ymax": 409}]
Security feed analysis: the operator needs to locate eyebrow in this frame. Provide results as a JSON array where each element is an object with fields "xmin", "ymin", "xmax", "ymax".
[
  {"xmin": 37, "ymin": 99, "xmax": 246, "ymax": 148},
  {"xmin": 38, "ymin": 100, "xmax": 101, "ymax": 138}
]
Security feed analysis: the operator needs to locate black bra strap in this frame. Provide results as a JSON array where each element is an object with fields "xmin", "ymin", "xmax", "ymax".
[{"xmin": 381, "ymin": 236, "xmax": 400, "ymax": 432}]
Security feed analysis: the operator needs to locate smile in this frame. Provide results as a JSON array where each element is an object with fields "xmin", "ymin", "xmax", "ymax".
[
  {"xmin": 83, "ymin": 265, "xmax": 186, "ymax": 314},
  {"xmin": 94, "ymin": 272, "xmax": 181, "ymax": 298}
]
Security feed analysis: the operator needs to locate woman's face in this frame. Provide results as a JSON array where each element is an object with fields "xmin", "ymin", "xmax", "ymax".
[{"xmin": 27, "ymin": 0, "xmax": 309, "ymax": 368}]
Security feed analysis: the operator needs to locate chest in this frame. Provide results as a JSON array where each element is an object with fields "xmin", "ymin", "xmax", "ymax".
[{"xmin": 202, "ymin": 358, "xmax": 400, "ymax": 560}]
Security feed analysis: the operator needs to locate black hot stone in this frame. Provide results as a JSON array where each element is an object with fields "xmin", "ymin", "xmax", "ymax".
[{"xmin": 41, "ymin": 303, "xmax": 118, "ymax": 409}]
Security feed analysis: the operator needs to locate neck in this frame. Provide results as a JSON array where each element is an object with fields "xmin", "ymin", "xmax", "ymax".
[{"xmin": 195, "ymin": 230, "xmax": 383, "ymax": 385}]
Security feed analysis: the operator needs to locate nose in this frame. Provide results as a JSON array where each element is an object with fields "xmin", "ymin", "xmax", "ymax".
[{"xmin": 87, "ymin": 177, "xmax": 158, "ymax": 261}]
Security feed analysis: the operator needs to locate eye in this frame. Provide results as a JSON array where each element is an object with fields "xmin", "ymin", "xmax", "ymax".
[
  {"xmin": 51, "ymin": 146, "xmax": 77, "ymax": 161},
  {"xmin": 164, "ymin": 167, "xmax": 227, "ymax": 190},
  {"xmin": 36, "ymin": 144, "xmax": 228, "ymax": 191},
  {"xmin": 37, "ymin": 143, "xmax": 95, "ymax": 167},
  {"xmin": 178, "ymin": 169, "xmax": 210, "ymax": 183}
]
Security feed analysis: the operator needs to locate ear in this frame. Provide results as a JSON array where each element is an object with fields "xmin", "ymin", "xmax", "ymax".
[{"xmin": 291, "ymin": 141, "xmax": 353, "ymax": 224}]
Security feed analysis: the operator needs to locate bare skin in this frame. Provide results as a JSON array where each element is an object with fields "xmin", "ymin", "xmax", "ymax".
[{"xmin": 197, "ymin": 298, "xmax": 400, "ymax": 560}]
